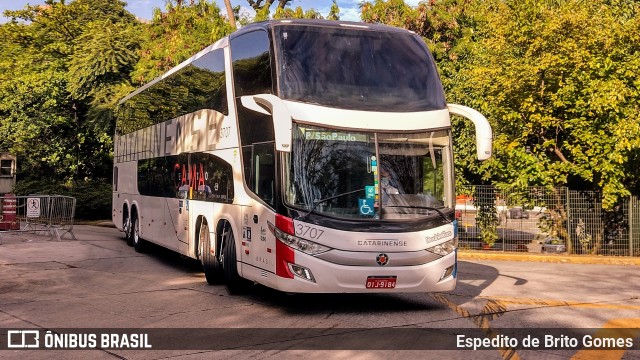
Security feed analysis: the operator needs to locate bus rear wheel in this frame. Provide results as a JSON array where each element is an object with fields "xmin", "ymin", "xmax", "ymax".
[
  {"xmin": 201, "ymin": 222, "xmax": 223, "ymax": 284},
  {"xmin": 132, "ymin": 215, "xmax": 146, "ymax": 253},
  {"xmin": 221, "ymin": 227, "xmax": 249, "ymax": 294},
  {"xmin": 124, "ymin": 212, "xmax": 133, "ymax": 246}
]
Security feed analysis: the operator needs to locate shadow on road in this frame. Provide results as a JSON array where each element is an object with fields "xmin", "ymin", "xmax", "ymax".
[{"xmin": 133, "ymin": 237, "xmax": 510, "ymax": 314}]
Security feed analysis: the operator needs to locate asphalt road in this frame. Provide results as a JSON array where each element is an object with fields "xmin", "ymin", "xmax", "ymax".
[{"xmin": 0, "ymin": 225, "xmax": 639, "ymax": 359}]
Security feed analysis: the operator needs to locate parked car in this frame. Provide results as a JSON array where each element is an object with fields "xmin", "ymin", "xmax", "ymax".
[{"xmin": 541, "ymin": 238, "xmax": 566, "ymax": 253}]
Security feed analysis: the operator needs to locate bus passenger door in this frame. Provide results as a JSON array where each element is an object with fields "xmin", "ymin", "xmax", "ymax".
[
  {"xmin": 175, "ymin": 187, "xmax": 190, "ymax": 252},
  {"xmin": 241, "ymin": 143, "xmax": 277, "ymax": 275},
  {"xmin": 166, "ymin": 153, "xmax": 190, "ymax": 253}
]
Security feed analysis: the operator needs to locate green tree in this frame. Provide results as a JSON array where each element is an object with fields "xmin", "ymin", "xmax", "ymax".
[
  {"xmin": 131, "ymin": 0, "xmax": 234, "ymax": 84},
  {"xmin": 362, "ymin": 0, "xmax": 640, "ymax": 209},
  {"xmin": 360, "ymin": 0, "xmax": 640, "ymax": 250},
  {"xmin": 327, "ymin": 0, "xmax": 340, "ymax": 20},
  {"xmin": 0, "ymin": 0, "xmax": 141, "ymax": 183},
  {"xmin": 68, "ymin": 21, "xmax": 142, "ymax": 133},
  {"xmin": 247, "ymin": 0, "xmax": 292, "ymax": 12},
  {"xmin": 273, "ymin": 6, "xmax": 323, "ymax": 19},
  {"xmin": 454, "ymin": 0, "xmax": 640, "ymax": 210},
  {"xmin": 247, "ymin": 0, "xmax": 292, "ymax": 20}
]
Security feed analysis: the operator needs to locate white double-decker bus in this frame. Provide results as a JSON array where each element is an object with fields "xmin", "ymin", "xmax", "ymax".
[{"xmin": 112, "ymin": 19, "xmax": 492, "ymax": 293}]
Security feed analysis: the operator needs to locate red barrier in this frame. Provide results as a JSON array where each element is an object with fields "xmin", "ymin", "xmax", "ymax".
[{"xmin": 0, "ymin": 194, "xmax": 20, "ymax": 230}]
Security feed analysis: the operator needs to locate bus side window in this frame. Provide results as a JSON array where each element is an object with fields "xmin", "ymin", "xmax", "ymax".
[
  {"xmin": 241, "ymin": 143, "xmax": 276, "ymax": 207},
  {"xmin": 231, "ymin": 30, "xmax": 277, "ymax": 207}
]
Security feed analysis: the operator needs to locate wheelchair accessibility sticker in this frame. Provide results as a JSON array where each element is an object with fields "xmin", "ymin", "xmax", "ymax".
[{"xmin": 359, "ymin": 198, "xmax": 374, "ymax": 216}]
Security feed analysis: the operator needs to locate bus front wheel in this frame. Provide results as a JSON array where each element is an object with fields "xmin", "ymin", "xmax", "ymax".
[
  {"xmin": 221, "ymin": 227, "xmax": 249, "ymax": 294},
  {"xmin": 201, "ymin": 222, "xmax": 223, "ymax": 284}
]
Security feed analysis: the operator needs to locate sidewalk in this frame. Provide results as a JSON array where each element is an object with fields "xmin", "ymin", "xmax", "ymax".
[{"xmin": 459, "ymin": 250, "xmax": 640, "ymax": 266}]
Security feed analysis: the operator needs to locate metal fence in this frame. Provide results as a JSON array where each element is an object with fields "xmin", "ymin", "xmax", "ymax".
[
  {"xmin": 0, "ymin": 195, "xmax": 76, "ymax": 244},
  {"xmin": 457, "ymin": 185, "xmax": 640, "ymax": 256}
]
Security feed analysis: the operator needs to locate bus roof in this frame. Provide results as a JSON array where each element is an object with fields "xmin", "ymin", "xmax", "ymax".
[
  {"xmin": 119, "ymin": 19, "xmax": 416, "ymax": 106},
  {"xmin": 231, "ymin": 19, "xmax": 416, "ymax": 39}
]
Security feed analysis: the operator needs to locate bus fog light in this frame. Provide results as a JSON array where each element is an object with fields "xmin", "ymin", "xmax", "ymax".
[
  {"xmin": 288, "ymin": 263, "xmax": 316, "ymax": 282},
  {"xmin": 426, "ymin": 239, "xmax": 456, "ymax": 256},
  {"xmin": 440, "ymin": 265, "xmax": 455, "ymax": 280}
]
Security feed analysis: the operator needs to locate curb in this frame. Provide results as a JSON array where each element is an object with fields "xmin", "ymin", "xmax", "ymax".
[
  {"xmin": 95, "ymin": 221, "xmax": 116, "ymax": 228},
  {"xmin": 458, "ymin": 251, "xmax": 640, "ymax": 266},
  {"xmin": 74, "ymin": 221, "xmax": 116, "ymax": 228}
]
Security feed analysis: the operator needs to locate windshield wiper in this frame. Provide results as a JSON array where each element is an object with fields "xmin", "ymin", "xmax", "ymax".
[
  {"xmin": 385, "ymin": 205, "xmax": 452, "ymax": 223},
  {"xmin": 301, "ymin": 188, "xmax": 365, "ymax": 219}
]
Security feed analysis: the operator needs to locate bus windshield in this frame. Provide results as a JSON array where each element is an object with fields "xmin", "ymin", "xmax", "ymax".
[
  {"xmin": 284, "ymin": 124, "xmax": 454, "ymax": 220},
  {"xmin": 274, "ymin": 24, "xmax": 446, "ymax": 112}
]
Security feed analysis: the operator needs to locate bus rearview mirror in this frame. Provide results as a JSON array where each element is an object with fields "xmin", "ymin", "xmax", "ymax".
[
  {"xmin": 447, "ymin": 104, "xmax": 493, "ymax": 161},
  {"xmin": 241, "ymin": 94, "xmax": 292, "ymax": 152}
]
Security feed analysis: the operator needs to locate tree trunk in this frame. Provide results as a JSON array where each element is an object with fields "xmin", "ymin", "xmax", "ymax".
[{"xmin": 224, "ymin": 0, "xmax": 236, "ymax": 29}]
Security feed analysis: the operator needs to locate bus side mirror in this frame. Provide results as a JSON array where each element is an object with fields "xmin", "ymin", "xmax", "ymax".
[
  {"xmin": 447, "ymin": 104, "xmax": 493, "ymax": 161},
  {"xmin": 240, "ymin": 94, "xmax": 292, "ymax": 152}
]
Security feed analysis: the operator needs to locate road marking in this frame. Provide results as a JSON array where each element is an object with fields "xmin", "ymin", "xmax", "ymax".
[
  {"xmin": 571, "ymin": 318, "xmax": 640, "ymax": 360},
  {"xmin": 446, "ymin": 296, "xmax": 640, "ymax": 359},
  {"xmin": 430, "ymin": 294, "xmax": 521, "ymax": 360},
  {"xmin": 479, "ymin": 296, "xmax": 640, "ymax": 310}
]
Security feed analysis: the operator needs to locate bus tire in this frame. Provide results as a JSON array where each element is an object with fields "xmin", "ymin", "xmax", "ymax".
[
  {"xmin": 221, "ymin": 227, "xmax": 248, "ymax": 294},
  {"xmin": 201, "ymin": 222, "xmax": 223, "ymax": 284},
  {"xmin": 124, "ymin": 212, "xmax": 133, "ymax": 246},
  {"xmin": 132, "ymin": 215, "xmax": 146, "ymax": 253}
]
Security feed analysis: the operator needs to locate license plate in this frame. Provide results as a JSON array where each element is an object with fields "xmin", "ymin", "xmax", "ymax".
[{"xmin": 366, "ymin": 276, "xmax": 397, "ymax": 289}]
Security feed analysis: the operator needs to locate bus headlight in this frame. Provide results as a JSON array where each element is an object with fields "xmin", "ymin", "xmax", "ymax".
[
  {"xmin": 275, "ymin": 228, "xmax": 331, "ymax": 255},
  {"xmin": 268, "ymin": 219, "xmax": 331, "ymax": 256},
  {"xmin": 426, "ymin": 238, "xmax": 457, "ymax": 256}
]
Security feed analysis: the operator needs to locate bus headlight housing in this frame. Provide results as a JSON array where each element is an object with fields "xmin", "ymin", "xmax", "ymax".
[
  {"xmin": 273, "ymin": 227, "xmax": 331, "ymax": 255},
  {"xmin": 268, "ymin": 217, "xmax": 331, "ymax": 256},
  {"xmin": 426, "ymin": 238, "xmax": 457, "ymax": 256}
]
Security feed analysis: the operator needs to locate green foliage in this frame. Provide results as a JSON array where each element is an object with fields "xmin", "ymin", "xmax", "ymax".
[
  {"xmin": 476, "ymin": 195, "xmax": 498, "ymax": 247},
  {"xmin": 131, "ymin": 0, "xmax": 233, "ymax": 84},
  {"xmin": 273, "ymin": 6, "xmax": 323, "ymax": 19},
  {"xmin": 360, "ymin": 0, "xmax": 416, "ymax": 29},
  {"xmin": 459, "ymin": 0, "xmax": 640, "ymax": 209},
  {"xmin": 362, "ymin": 0, "xmax": 640, "ymax": 209},
  {"xmin": 0, "ymin": 0, "xmax": 139, "ymax": 223},
  {"xmin": 327, "ymin": 0, "xmax": 340, "ymax": 21},
  {"xmin": 68, "ymin": 20, "xmax": 142, "ymax": 133},
  {"xmin": 247, "ymin": 0, "xmax": 292, "ymax": 14},
  {"xmin": 248, "ymin": 0, "xmax": 338, "ymax": 21},
  {"xmin": 0, "ymin": 0, "xmax": 139, "ymax": 183}
]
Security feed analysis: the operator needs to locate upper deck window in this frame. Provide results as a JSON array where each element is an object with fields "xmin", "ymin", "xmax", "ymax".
[
  {"xmin": 274, "ymin": 25, "xmax": 446, "ymax": 112},
  {"xmin": 116, "ymin": 48, "xmax": 227, "ymax": 135}
]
